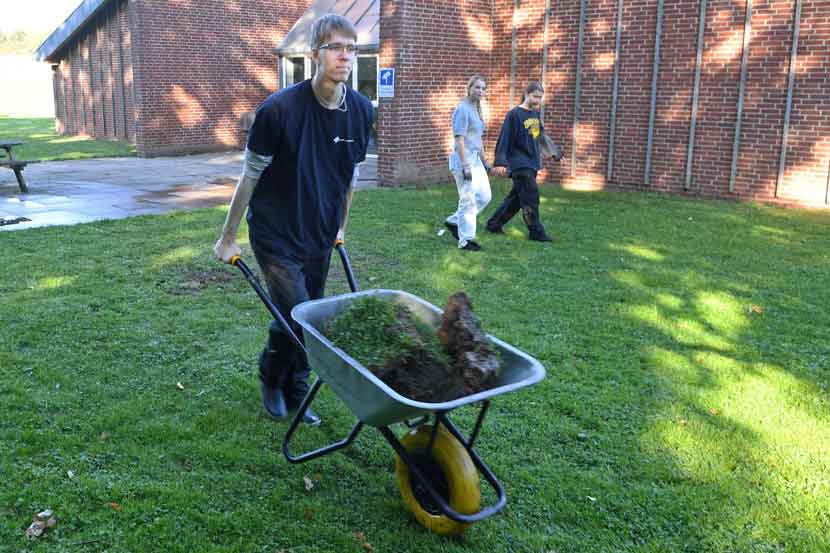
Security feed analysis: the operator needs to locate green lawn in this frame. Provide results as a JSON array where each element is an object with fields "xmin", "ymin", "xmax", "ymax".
[
  {"xmin": 1, "ymin": 184, "xmax": 828, "ymax": 552},
  {"xmin": 0, "ymin": 116, "xmax": 135, "ymax": 161}
]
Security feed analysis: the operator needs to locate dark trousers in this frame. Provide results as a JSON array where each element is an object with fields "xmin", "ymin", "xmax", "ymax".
[
  {"xmin": 486, "ymin": 168, "xmax": 547, "ymax": 237},
  {"xmin": 252, "ymin": 248, "xmax": 331, "ymax": 404}
]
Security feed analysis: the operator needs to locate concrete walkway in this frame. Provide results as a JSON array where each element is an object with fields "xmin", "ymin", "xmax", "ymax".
[{"xmin": 0, "ymin": 151, "xmax": 377, "ymax": 231}]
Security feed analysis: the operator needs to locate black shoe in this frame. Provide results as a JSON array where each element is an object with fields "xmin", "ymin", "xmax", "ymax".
[
  {"xmin": 286, "ymin": 398, "xmax": 322, "ymax": 426},
  {"xmin": 286, "ymin": 388, "xmax": 322, "ymax": 426},
  {"xmin": 297, "ymin": 406, "xmax": 322, "ymax": 426},
  {"xmin": 444, "ymin": 221, "xmax": 459, "ymax": 240},
  {"xmin": 260, "ymin": 381, "xmax": 288, "ymax": 419},
  {"xmin": 529, "ymin": 232, "xmax": 553, "ymax": 242},
  {"xmin": 485, "ymin": 225, "xmax": 505, "ymax": 234},
  {"xmin": 461, "ymin": 240, "xmax": 481, "ymax": 251}
]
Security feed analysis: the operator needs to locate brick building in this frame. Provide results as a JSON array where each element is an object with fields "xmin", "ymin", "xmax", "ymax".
[{"xmin": 37, "ymin": 0, "xmax": 830, "ymax": 206}]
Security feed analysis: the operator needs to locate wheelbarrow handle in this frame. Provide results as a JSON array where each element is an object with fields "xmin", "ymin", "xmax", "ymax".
[
  {"xmin": 230, "ymin": 255, "xmax": 307, "ymax": 354},
  {"xmin": 335, "ymin": 242, "xmax": 359, "ymax": 293},
  {"xmin": 229, "ymin": 242, "xmax": 359, "ymax": 352}
]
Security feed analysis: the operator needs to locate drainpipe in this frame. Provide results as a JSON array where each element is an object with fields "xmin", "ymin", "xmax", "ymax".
[
  {"xmin": 644, "ymin": 0, "xmax": 664, "ymax": 186},
  {"xmin": 509, "ymin": 0, "xmax": 519, "ymax": 108},
  {"xmin": 571, "ymin": 0, "xmax": 586, "ymax": 178},
  {"xmin": 776, "ymin": 0, "xmax": 802, "ymax": 198},
  {"xmin": 607, "ymin": 0, "xmax": 624, "ymax": 181},
  {"xmin": 540, "ymin": 0, "xmax": 551, "ymax": 121},
  {"xmin": 685, "ymin": 0, "xmax": 707, "ymax": 190},
  {"xmin": 729, "ymin": 0, "xmax": 753, "ymax": 193}
]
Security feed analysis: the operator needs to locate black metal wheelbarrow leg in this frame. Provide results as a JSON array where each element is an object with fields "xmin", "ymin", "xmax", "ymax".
[
  {"xmin": 282, "ymin": 376, "xmax": 365, "ymax": 463},
  {"xmin": 231, "ymin": 243, "xmax": 362, "ymax": 463}
]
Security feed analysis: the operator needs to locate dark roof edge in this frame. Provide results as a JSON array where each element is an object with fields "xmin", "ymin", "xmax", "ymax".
[{"xmin": 34, "ymin": 0, "xmax": 111, "ymax": 62}]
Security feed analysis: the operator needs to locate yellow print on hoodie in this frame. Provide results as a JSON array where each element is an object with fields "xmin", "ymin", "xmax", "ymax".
[{"xmin": 524, "ymin": 117, "xmax": 541, "ymax": 139}]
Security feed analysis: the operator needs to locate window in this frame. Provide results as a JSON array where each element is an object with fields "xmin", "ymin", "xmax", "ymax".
[
  {"xmin": 282, "ymin": 56, "xmax": 313, "ymax": 88},
  {"xmin": 281, "ymin": 54, "xmax": 378, "ymax": 106},
  {"xmin": 354, "ymin": 55, "xmax": 378, "ymax": 103}
]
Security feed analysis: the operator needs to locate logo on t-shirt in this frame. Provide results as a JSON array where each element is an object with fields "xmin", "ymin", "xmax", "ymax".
[
  {"xmin": 524, "ymin": 118, "xmax": 541, "ymax": 139},
  {"xmin": 333, "ymin": 136, "xmax": 355, "ymax": 144}
]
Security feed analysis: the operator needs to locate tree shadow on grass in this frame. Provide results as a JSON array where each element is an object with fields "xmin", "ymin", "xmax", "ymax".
[{"xmin": 348, "ymin": 183, "xmax": 830, "ymax": 551}]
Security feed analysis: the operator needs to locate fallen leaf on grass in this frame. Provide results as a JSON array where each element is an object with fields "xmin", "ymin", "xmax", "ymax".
[
  {"xmin": 708, "ymin": 408, "xmax": 719, "ymax": 416},
  {"xmin": 25, "ymin": 510, "xmax": 57, "ymax": 539},
  {"xmin": 303, "ymin": 476, "xmax": 314, "ymax": 492},
  {"xmin": 749, "ymin": 304, "xmax": 764, "ymax": 315},
  {"xmin": 108, "ymin": 502, "xmax": 122, "ymax": 511},
  {"xmin": 354, "ymin": 531, "xmax": 374, "ymax": 553}
]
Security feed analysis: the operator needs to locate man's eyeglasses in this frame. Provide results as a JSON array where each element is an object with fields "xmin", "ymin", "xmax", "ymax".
[{"xmin": 318, "ymin": 42, "xmax": 359, "ymax": 55}]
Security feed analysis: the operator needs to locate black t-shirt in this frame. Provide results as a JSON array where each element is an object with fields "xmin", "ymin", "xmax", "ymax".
[
  {"xmin": 246, "ymin": 80, "xmax": 374, "ymax": 259},
  {"xmin": 494, "ymin": 106, "xmax": 544, "ymax": 174}
]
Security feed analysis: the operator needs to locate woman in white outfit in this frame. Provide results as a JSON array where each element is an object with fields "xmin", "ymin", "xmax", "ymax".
[{"xmin": 445, "ymin": 75, "xmax": 492, "ymax": 251}]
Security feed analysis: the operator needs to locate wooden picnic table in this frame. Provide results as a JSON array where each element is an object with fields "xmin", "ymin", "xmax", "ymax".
[{"xmin": 0, "ymin": 140, "xmax": 39, "ymax": 193}]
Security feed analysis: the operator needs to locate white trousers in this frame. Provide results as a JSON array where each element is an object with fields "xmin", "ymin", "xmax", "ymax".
[{"xmin": 446, "ymin": 159, "xmax": 492, "ymax": 247}]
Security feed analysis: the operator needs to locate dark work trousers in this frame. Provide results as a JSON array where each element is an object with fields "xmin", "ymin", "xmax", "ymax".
[
  {"xmin": 486, "ymin": 168, "xmax": 547, "ymax": 237},
  {"xmin": 252, "ymin": 248, "xmax": 332, "ymax": 405}
]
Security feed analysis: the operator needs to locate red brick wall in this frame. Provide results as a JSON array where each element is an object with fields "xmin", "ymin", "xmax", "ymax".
[
  {"xmin": 129, "ymin": 0, "xmax": 310, "ymax": 157},
  {"xmin": 383, "ymin": 0, "xmax": 829, "ymax": 206},
  {"xmin": 53, "ymin": 0, "xmax": 135, "ymax": 142},
  {"xmin": 377, "ymin": 0, "xmax": 494, "ymax": 186}
]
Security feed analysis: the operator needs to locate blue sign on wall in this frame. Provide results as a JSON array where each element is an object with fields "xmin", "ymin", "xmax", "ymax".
[{"xmin": 379, "ymin": 67, "xmax": 395, "ymax": 98}]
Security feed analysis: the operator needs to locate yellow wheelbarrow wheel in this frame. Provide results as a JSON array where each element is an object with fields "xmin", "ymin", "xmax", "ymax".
[{"xmin": 395, "ymin": 424, "xmax": 481, "ymax": 536}]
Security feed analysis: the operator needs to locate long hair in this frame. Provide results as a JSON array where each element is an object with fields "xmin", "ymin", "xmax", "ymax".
[
  {"xmin": 465, "ymin": 74, "xmax": 486, "ymax": 119},
  {"xmin": 522, "ymin": 81, "xmax": 544, "ymax": 102}
]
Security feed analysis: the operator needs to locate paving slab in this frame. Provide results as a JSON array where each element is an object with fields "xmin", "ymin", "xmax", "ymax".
[{"xmin": 0, "ymin": 152, "xmax": 377, "ymax": 231}]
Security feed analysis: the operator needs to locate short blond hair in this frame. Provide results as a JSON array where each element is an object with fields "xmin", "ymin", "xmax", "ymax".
[{"xmin": 309, "ymin": 14, "xmax": 358, "ymax": 51}]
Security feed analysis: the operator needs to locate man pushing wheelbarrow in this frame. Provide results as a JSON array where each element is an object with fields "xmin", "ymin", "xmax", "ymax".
[
  {"xmin": 213, "ymin": 13, "xmax": 546, "ymax": 536},
  {"xmin": 213, "ymin": 14, "xmax": 374, "ymax": 426}
]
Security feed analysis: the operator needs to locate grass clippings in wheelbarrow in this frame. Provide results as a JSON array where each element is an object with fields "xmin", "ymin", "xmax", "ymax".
[{"xmin": 324, "ymin": 291, "xmax": 501, "ymax": 402}]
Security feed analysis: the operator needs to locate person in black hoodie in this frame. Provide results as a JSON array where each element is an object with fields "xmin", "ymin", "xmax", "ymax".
[{"xmin": 486, "ymin": 81, "xmax": 561, "ymax": 242}]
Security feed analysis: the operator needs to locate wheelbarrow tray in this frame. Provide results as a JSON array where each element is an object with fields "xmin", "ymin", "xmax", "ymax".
[{"xmin": 291, "ymin": 289, "xmax": 546, "ymax": 427}]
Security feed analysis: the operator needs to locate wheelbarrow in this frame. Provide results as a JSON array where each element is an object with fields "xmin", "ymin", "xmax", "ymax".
[{"xmin": 231, "ymin": 243, "xmax": 545, "ymax": 535}]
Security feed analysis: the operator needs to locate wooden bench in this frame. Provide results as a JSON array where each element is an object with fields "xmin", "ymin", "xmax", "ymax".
[
  {"xmin": 0, "ymin": 140, "xmax": 39, "ymax": 193},
  {"xmin": 0, "ymin": 159, "xmax": 40, "ymax": 194}
]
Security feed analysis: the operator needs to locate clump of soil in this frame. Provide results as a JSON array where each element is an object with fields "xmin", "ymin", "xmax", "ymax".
[
  {"xmin": 324, "ymin": 293, "xmax": 500, "ymax": 402},
  {"xmin": 437, "ymin": 292, "xmax": 501, "ymax": 396}
]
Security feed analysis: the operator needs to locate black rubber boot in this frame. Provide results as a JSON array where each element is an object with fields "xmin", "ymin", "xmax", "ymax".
[
  {"xmin": 260, "ymin": 380, "xmax": 288, "ymax": 419},
  {"xmin": 286, "ymin": 383, "xmax": 321, "ymax": 426}
]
